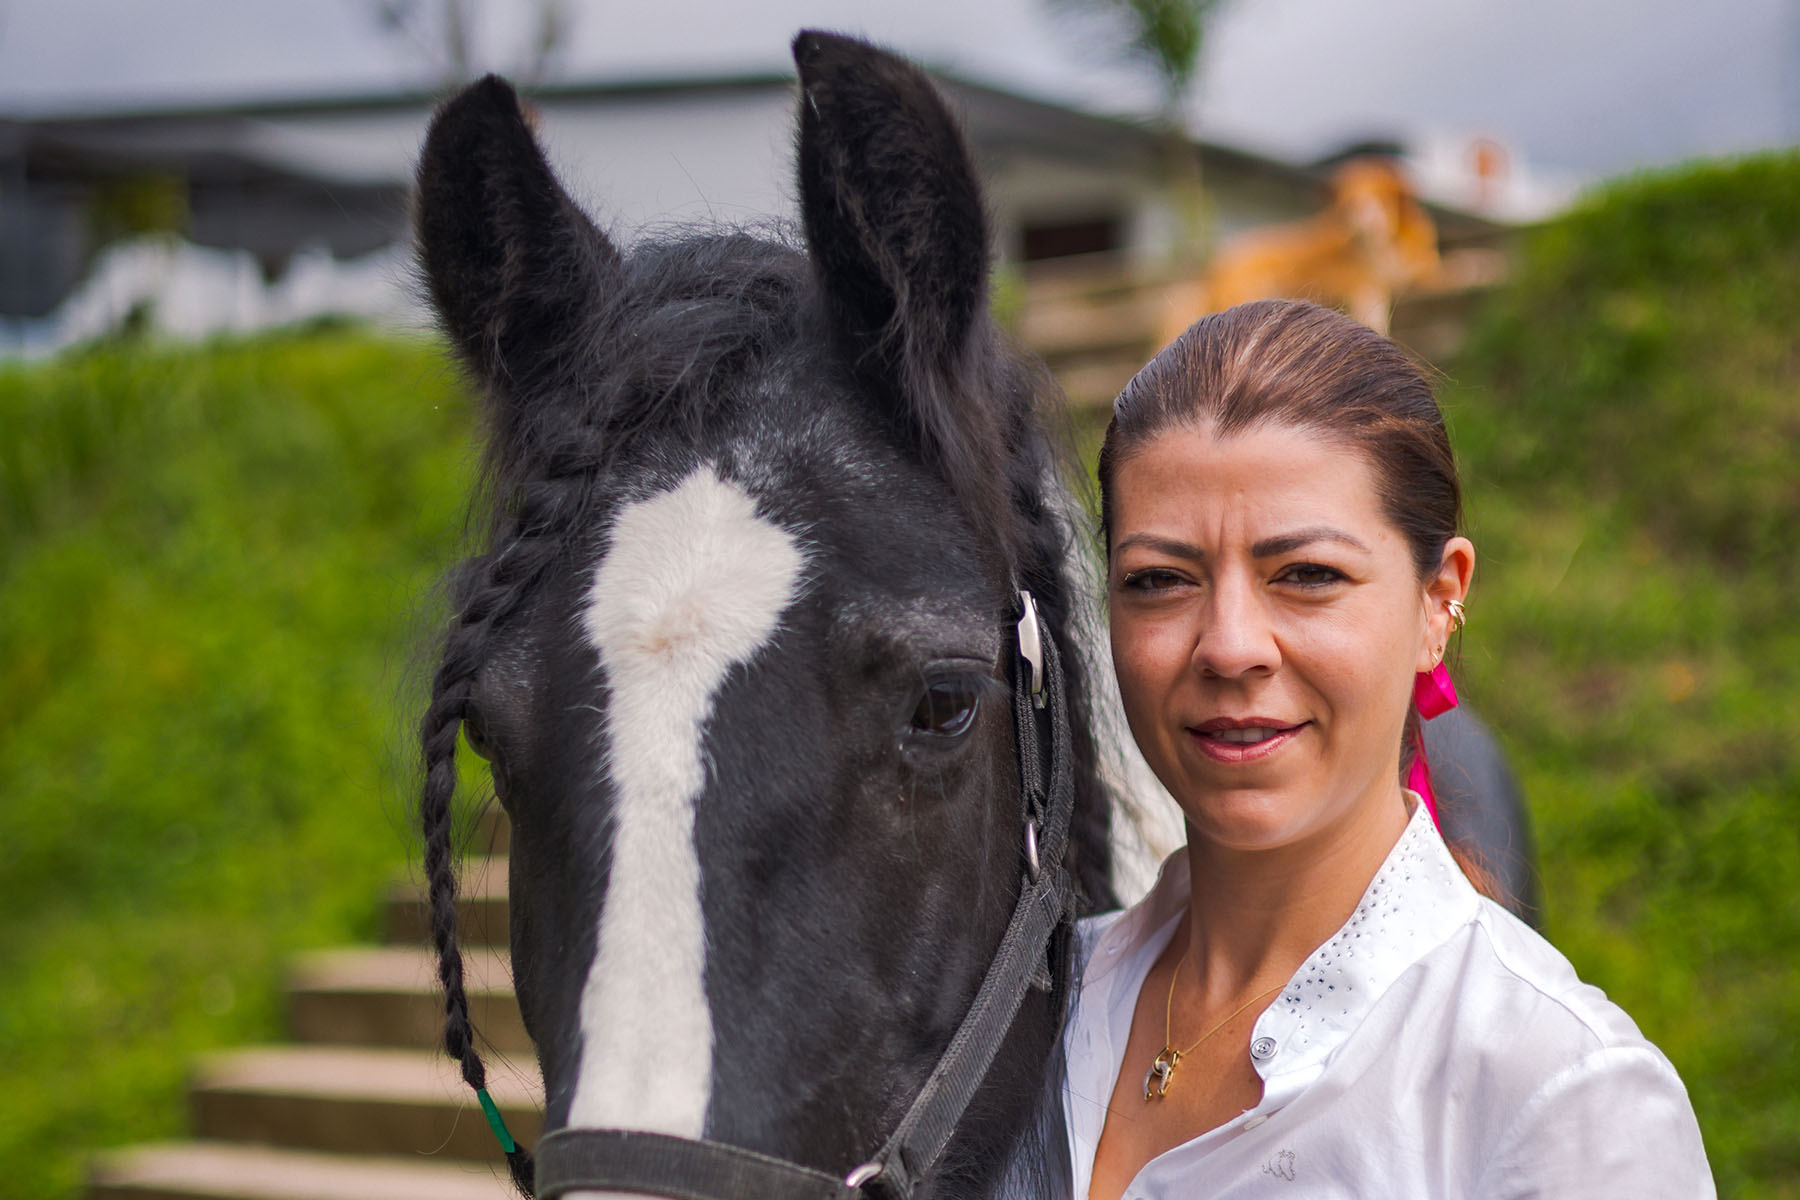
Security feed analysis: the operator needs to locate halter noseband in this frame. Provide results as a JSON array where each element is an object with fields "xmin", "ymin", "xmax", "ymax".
[{"xmin": 527, "ymin": 590, "xmax": 1080, "ymax": 1199}]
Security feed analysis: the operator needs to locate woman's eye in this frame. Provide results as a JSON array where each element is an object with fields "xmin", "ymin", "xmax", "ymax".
[
  {"xmin": 910, "ymin": 679, "xmax": 980, "ymax": 737},
  {"xmin": 1122, "ymin": 568, "xmax": 1184, "ymax": 591},
  {"xmin": 1280, "ymin": 563, "xmax": 1344, "ymax": 587}
]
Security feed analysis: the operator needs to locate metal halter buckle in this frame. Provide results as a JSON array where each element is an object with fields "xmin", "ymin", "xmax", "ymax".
[{"xmin": 1016, "ymin": 590, "xmax": 1045, "ymax": 708}]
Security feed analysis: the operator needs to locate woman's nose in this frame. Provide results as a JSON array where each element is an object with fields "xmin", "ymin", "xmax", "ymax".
[{"xmin": 1191, "ymin": 576, "xmax": 1279, "ymax": 679}]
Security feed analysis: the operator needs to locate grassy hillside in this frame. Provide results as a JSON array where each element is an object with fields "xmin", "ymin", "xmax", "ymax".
[
  {"xmin": 0, "ymin": 330, "xmax": 481, "ymax": 1199},
  {"xmin": 1440, "ymin": 151, "xmax": 1800, "ymax": 1196}
]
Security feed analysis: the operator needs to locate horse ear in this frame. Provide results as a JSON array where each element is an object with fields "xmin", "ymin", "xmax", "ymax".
[
  {"xmin": 414, "ymin": 76, "xmax": 620, "ymax": 400},
  {"xmin": 793, "ymin": 31, "xmax": 991, "ymax": 398}
]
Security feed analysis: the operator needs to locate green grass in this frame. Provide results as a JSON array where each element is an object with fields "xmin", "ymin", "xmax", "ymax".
[
  {"xmin": 2, "ymin": 149, "xmax": 1796, "ymax": 1198},
  {"xmin": 0, "ymin": 329, "xmax": 482, "ymax": 1199},
  {"xmin": 1441, "ymin": 151, "xmax": 1800, "ymax": 1197}
]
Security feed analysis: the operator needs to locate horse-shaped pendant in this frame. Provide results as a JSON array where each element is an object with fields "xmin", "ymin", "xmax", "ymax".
[{"xmin": 1145, "ymin": 1047, "xmax": 1181, "ymax": 1100}]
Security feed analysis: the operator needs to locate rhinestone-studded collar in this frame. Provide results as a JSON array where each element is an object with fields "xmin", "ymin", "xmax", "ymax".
[
  {"xmin": 1247, "ymin": 799, "xmax": 1480, "ymax": 1083},
  {"xmin": 1074, "ymin": 798, "xmax": 1482, "ymax": 1091}
]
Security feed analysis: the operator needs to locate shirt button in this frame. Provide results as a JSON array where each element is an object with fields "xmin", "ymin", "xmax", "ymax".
[{"xmin": 1250, "ymin": 1036, "xmax": 1278, "ymax": 1061}]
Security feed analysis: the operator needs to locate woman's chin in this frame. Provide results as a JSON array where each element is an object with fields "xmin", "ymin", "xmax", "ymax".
[
  {"xmin": 1178, "ymin": 774, "xmax": 1409, "ymax": 862},
  {"xmin": 1179, "ymin": 786, "xmax": 1319, "ymax": 854}
]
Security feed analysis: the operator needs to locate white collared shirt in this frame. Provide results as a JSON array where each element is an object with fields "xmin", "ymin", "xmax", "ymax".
[{"xmin": 1062, "ymin": 801, "xmax": 1714, "ymax": 1198}]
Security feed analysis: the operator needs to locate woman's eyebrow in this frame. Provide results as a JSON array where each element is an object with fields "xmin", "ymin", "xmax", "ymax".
[
  {"xmin": 1111, "ymin": 533, "xmax": 1205, "ymax": 561},
  {"xmin": 1251, "ymin": 527, "xmax": 1373, "ymax": 557}
]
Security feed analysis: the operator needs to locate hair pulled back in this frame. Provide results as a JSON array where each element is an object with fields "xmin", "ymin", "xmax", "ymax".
[{"xmin": 1098, "ymin": 299, "xmax": 1461, "ymax": 576}]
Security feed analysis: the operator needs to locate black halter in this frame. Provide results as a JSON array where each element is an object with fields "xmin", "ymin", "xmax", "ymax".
[{"xmin": 529, "ymin": 590, "xmax": 1080, "ymax": 1199}]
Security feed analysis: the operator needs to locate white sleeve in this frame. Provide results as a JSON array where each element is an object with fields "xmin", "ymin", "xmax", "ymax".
[{"xmin": 1474, "ymin": 1045, "xmax": 1715, "ymax": 1198}]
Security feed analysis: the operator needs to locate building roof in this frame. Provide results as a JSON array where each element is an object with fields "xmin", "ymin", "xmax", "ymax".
[{"xmin": 1, "ymin": 64, "xmax": 1334, "ymax": 199}]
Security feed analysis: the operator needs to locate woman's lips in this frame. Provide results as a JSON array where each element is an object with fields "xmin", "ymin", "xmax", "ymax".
[{"xmin": 1187, "ymin": 718, "xmax": 1307, "ymax": 764}]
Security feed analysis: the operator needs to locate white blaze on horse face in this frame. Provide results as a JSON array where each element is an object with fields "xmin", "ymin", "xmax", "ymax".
[{"xmin": 571, "ymin": 465, "xmax": 805, "ymax": 1140}]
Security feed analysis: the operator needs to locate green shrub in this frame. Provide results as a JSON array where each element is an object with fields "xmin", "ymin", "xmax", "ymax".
[
  {"xmin": 0, "ymin": 330, "xmax": 480, "ymax": 1199},
  {"xmin": 1444, "ymin": 151, "xmax": 1800, "ymax": 1197},
  {"xmin": 1453, "ymin": 152, "xmax": 1800, "ymax": 590}
]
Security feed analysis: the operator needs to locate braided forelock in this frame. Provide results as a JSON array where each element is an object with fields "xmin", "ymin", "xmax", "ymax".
[
  {"xmin": 419, "ymin": 631, "xmax": 541, "ymax": 1192},
  {"xmin": 418, "ymin": 455, "xmax": 599, "ymax": 1195}
]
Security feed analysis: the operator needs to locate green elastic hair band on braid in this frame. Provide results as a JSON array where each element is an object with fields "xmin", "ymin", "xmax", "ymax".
[{"xmin": 476, "ymin": 1087, "xmax": 517, "ymax": 1154}]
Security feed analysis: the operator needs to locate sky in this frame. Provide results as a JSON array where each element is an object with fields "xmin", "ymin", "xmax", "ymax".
[{"xmin": 0, "ymin": 0, "xmax": 1793, "ymax": 184}]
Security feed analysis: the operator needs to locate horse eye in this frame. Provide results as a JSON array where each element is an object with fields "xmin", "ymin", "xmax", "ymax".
[{"xmin": 911, "ymin": 679, "xmax": 980, "ymax": 737}]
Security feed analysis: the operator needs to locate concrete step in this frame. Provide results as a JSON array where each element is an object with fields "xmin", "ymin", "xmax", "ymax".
[
  {"xmin": 1049, "ymin": 354, "xmax": 1151, "ymax": 413},
  {"xmin": 189, "ymin": 1045, "xmax": 541, "ymax": 1162},
  {"xmin": 385, "ymin": 856, "xmax": 508, "ymax": 947},
  {"xmin": 1019, "ymin": 252, "xmax": 1156, "ymax": 302},
  {"xmin": 89, "ymin": 1141, "xmax": 516, "ymax": 1200},
  {"xmin": 288, "ymin": 947, "xmax": 531, "ymax": 1055},
  {"xmin": 1018, "ymin": 296, "xmax": 1155, "ymax": 361}
]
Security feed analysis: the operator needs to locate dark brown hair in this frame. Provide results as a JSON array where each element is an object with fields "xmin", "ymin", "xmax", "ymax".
[{"xmin": 1098, "ymin": 299, "xmax": 1460, "ymax": 580}]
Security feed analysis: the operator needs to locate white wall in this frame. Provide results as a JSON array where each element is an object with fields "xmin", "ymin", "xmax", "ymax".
[
  {"xmin": 257, "ymin": 88, "xmax": 803, "ymax": 241},
  {"xmin": 534, "ymin": 89, "xmax": 799, "ymax": 240}
]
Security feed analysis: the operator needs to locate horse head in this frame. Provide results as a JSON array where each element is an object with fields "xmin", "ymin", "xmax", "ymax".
[{"xmin": 413, "ymin": 31, "xmax": 1117, "ymax": 1198}]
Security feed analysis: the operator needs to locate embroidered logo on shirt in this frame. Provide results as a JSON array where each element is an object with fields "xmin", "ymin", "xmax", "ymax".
[{"xmin": 1261, "ymin": 1149, "xmax": 1298, "ymax": 1181}]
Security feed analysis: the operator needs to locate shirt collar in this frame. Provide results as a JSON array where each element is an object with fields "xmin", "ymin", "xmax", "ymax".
[
  {"xmin": 1082, "ymin": 798, "xmax": 1481, "ymax": 1085},
  {"xmin": 1253, "ymin": 799, "xmax": 1480, "ymax": 1082},
  {"xmin": 1078, "ymin": 848, "xmax": 1191, "ymax": 990}
]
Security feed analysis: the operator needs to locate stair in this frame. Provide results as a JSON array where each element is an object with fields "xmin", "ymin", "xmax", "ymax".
[
  {"xmin": 287, "ymin": 947, "xmax": 530, "ymax": 1055},
  {"xmin": 89, "ymin": 807, "xmax": 536, "ymax": 1199},
  {"xmin": 1015, "ymin": 254, "xmax": 1163, "ymax": 413},
  {"xmin": 89, "ymin": 1144, "xmax": 519, "ymax": 1200},
  {"xmin": 188, "ymin": 1046, "xmax": 541, "ymax": 1160},
  {"xmin": 382, "ymin": 855, "xmax": 509, "ymax": 946}
]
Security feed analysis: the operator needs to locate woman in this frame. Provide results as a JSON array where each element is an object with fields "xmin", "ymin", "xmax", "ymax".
[{"xmin": 1065, "ymin": 301, "xmax": 1712, "ymax": 1197}]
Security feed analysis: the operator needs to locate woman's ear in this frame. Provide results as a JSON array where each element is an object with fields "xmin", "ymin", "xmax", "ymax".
[{"xmin": 1418, "ymin": 536, "xmax": 1476, "ymax": 671}]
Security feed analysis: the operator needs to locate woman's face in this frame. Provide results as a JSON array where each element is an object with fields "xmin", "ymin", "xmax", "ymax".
[{"xmin": 1107, "ymin": 420, "xmax": 1471, "ymax": 854}]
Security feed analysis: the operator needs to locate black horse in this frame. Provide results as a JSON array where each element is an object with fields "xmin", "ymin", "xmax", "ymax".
[{"xmin": 410, "ymin": 30, "xmax": 1536, "ymax": 1200}]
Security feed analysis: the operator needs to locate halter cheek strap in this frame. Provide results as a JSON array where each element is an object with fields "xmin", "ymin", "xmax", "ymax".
[{"xmin": 530, "ymin": 590, "xmax": 1079, "ymax": 1200}]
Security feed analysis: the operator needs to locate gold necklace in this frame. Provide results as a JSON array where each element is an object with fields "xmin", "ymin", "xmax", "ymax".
[{"xmin": 1143, "ymin": 951, "xmax": 1286, "ymax": 1101}]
